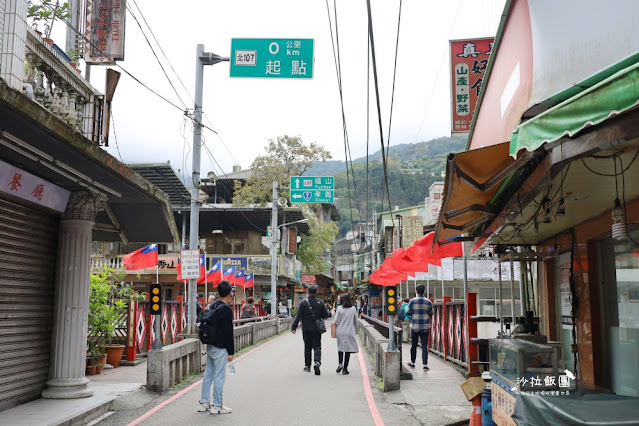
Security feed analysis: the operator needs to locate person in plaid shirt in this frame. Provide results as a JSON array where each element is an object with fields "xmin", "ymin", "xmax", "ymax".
[{"xmin": 406, "ymin": 284, "xmax": 433, "ymax": 370}]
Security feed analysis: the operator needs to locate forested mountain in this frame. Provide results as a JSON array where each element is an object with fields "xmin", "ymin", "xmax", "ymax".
[{"xmin": 307, "ymin": 136, "xmax": 467, "ymax": 235}]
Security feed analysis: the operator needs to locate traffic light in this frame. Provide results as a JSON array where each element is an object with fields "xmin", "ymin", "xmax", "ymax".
[
  {"xmin": 384, "ymin": 286, "xmax": 398, "ymax": 316},
  {"xmin": 150, "ymin": 283, "xmax": 162, "ymax": 315}
]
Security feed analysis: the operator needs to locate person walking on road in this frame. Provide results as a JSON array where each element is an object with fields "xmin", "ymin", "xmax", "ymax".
[
  {"xmin": 291, "ymin": 285, "xmax": 329, "ymax": 375},
  {"xmin": 240, "ymin": 297, "xmax": 256, "ymax": 320},
  {"xmin": 333, "ymin": 293, "xmax": 359, "ymax": 375},
  {"xmin": 406, "ymin": 284, "xmax": 433, "ymax": 371},
  {"xmin": 400, "ymin": 297, "xmax": 411, "ymax": 343},
  {"xmin": 198, "ymin": 280, "xmax": 234, "ymax": 414}
]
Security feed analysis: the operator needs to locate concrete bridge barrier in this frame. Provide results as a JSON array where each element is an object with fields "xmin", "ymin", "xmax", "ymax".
[
  {"xmin": 147, "ymin": 338, "xmax": 201, "ymax": 393},
  {"xmin": 358, "ymin": 319, "xmax": 400, "ymax": 392}
]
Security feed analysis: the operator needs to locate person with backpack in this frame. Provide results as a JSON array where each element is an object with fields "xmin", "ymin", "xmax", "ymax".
[
  {"xmin": 240, "ymin": 297, "xmax": 256, "ymax": 320},
  {"xmin": 291, "ymin": 285, "xmax": 329, "ymax": 375},
  {"xmin": 198, "ymin": 280, "xmax": 234, "ymax": 415},
  {"xmin": 399, "ymin": 297, "xmax": 411, "ymax": 343}
]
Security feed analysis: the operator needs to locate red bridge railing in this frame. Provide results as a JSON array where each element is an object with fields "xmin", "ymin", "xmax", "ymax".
[{"xmin": 429, "ymin": 293, "xmax": 477, "ymax": 373}]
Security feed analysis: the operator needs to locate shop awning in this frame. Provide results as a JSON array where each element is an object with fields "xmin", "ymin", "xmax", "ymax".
[
  {"xmin": 435, "ymin": 142, "xmax": 533, "ymax": 243},
  {"xmin": 510, "ymin": 61, "xmax": 639, "ymax": 157}
]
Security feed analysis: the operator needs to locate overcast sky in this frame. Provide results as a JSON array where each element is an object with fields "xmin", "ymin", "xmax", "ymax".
[{"xmin": 71, "ymin": 0, "xmax": 505, "ymax": 179}]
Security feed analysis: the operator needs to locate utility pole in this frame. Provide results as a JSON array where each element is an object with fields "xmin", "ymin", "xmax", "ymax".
[
  {"xmin": 187, "ymin": 44, "xmax": 228, "ymax": 333},
  {"xmin": 270, "ymin": 181, "xmax": 278, "ymax": 318}
]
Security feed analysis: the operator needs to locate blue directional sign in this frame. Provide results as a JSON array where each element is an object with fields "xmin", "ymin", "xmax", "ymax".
[{"xmin": 230, "ymin": 39, "xmax": 314, "ymax": 79}]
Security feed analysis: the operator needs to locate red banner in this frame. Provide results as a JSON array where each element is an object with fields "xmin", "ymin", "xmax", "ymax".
[{"xmin": 450, "ymin": 37, "xmax": 494, "ymax": 134}]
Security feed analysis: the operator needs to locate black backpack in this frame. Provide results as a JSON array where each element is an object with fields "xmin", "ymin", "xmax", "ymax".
[{"xmin": 199, "ymin": 302, "xmax": 223, "ymax": 345}]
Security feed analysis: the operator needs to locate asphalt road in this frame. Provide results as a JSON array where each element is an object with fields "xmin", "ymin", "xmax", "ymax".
[{"xmin": 96, "ymin": 323, "xmax": 421, "ymax": 426}]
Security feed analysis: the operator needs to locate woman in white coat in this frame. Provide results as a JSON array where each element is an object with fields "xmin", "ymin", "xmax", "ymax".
[{"xmin": 333, "ymin": 293, "xmax": 359, "ymax": 375}]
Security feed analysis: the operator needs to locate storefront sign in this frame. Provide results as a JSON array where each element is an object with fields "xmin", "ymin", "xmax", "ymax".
[
  {"xmin": 210, "ymin": 257, "xmax": 248, "ymax": 272},
  {"xmin": 491, "ymin": 379, "xmax": 518, "ymax": 426},
  {"xmin": 85, "ymin": 0, "xmax": 126, "ymax": 64},
  {"xmin": 301, "ymin": 274, "xmax": 316, "ymax": 285},
  {"xmin": 557, "ymin": 252, "xmax": 573, "ymax": 329},
  {"xmin": 450, "ymin": 38, "xmax": 494, "ymax": 134},
  {"xmin": 1, "ymin": 159, "xmax": 70, "ymax": 212}
]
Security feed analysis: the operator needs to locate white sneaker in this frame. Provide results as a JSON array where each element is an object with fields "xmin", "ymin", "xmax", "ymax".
[
  {"xmin": 210, "ymin": 405, "xmax": 232, "ymax": 414},
  {"xmin": 197, "ymin": 401, "xmax": 210, "ymax": 412},
  {"xmin": 407, "ymin": 361, "xmax": 415, "ymax": 368}
]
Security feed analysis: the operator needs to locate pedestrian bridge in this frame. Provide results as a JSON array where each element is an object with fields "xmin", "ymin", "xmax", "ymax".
[{"xmin": 0, "ymin": 319, "xmax": 470, "ymax": 426}]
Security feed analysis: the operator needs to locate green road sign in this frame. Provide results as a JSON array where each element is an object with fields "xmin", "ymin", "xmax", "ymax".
[
  {"xmin": 290, "ymin": 189, "xmax": 334, "ymax": 204},
  {"xmin": 230, "ymin": 38, "xmax": 314, "ymax": 79},
  {"xmin": 290, "ymin": 176, "xmax": 334, "ymax": 190}
]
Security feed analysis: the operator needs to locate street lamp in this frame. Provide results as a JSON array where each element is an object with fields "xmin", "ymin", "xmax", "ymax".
[
  {"xmin": 211, "ymin": 230, "xmax": 238, "ymax": 253},
  {"xmin": 270, "ymin": 217, "xmax": 309, "ymax": 318},
  {"xmin": 187, "ymin": 45, "xmax": 229, "ymax": 334}
]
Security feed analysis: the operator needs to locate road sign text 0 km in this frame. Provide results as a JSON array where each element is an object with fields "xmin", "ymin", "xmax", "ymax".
[{"xmin": 230, "ymin": 38, "xmax": 314, "ymax": 79}]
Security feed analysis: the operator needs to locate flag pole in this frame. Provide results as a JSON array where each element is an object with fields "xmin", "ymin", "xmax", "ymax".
[{"xmin": 156, "ymin": 265, "xmax": 159, "ymax": 283}]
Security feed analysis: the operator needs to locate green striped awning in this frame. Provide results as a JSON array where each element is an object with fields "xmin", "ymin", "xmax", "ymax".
[{"xmin": 510, "ymin": 61, "xmax": 639, "ymax": 157}]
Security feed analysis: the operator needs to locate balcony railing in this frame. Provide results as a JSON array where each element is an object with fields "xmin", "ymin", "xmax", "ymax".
[{"xmin": 23, "ymin": 29, "xmax": 103, "ymax": 144}]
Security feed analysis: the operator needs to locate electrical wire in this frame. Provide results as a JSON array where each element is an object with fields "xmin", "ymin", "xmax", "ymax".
[
  {"xmin": 110, "ymin": 108, "xmax": 124, "ymax": 163},
  {"xmin": 325, "ymin": 0, "xmax": 361, "ymax": 235},
  {"xmin": 619, "ymin": 155, "xmax": 639, "ymax": 247},
  {"xmin": 125, "ymin": 3, "xmax": 188, "ymax": 110},
  {"xmin": 366, "ymin": 0, "xmax": 395, "ymax": 226},
  {"xmin": 40, "ymin": 1, "xmax": 185, "ymax": 113},
  {"xmin": 384, "ymin": 0, "xmax": 403, "ymax": 165},
  {"xmin": 126, "ymin": 0, "xmax": 242, "ymax": 172},
  {"xmin": 129, "ymin": 0, "xmax": 195, "ymax": 107}
]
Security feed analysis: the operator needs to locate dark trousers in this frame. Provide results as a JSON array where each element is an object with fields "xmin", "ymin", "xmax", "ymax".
[
  {"xmin": 303, "ymin": 330, "xmax": 322, "ymax": 367},
  {"xmin": 338, "ymin": 351, "xmax": 351, "ymax": 368},
  {"xmin": 410, "ymin": 328, "xmax": 430, "ymax": 365}
]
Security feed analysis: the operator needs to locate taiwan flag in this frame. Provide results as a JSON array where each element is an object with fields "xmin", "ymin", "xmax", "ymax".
[
  {"xmin": 123, "ymin": 244, "xmax": 158, "ymax": 270},
  {"xmin": 222, "ymin": 265, "xmax": 236, "ymax": 284},
  {"xmin": 244, "ymin": 272, "xmax": 254, "ymax": 288},
  {"xmin": 235, "ymin": 270, "xmax": 245, "ymax": 286},
  {"xmin": 198, "ymin": 260, "xmax": 222, "ymax": 285}
]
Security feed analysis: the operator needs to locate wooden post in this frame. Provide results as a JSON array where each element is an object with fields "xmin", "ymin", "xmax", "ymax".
[
  {"xmin": 126, "ymin": 298, "xmax": 138, "ymax": 362},
  {"xmin": 467, "ymin": 292, "xmax": 478, "ymax": 377},
  {"xmin": 442, "ymin": 296, "xmax": 451, "ymax": 361},
  {"xmin": 176, "ymin": 295, "xmax": 184, "ymax": 334}
]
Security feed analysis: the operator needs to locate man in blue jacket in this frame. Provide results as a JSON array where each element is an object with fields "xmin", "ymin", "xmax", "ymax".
[{"xmin": 198, "ymin": 280, "xmax": 234, "ymax": 414}]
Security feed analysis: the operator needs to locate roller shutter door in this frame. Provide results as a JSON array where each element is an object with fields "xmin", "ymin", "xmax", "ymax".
[{"xmin": 0, "ymin": 198, "xmax": 58, "ymax": 411}]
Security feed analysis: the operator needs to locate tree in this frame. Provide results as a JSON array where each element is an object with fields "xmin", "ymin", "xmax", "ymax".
[
  {"xmin": 232, "ymin": 135, "xmax": 332, "ymax": 206},
  {"xmin": 297, "ymin": 213, "xmax": 339, "ymax": 274}
]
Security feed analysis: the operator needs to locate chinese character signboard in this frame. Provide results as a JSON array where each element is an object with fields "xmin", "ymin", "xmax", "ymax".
[
  {"xmin": 402, "ymin": 216, "xmax": 423, "ymax": 247},
  {"xmin": 450, "ymin": 37, "xmax": 493, "ymax": 134},
  {"xmin": 180, "ymin": 250, "xmax": 201, "ymax": 279},
  {"xmin": 1, "ymin": 159, "xmax": 70, "ymax": 212},
  {"xmin": 301, "ymin": 274, "xmax": 317, "ymax": 285},
  {"xmin": 230, "ymin": 39, "xmax": 314, "ymax": 79},
  {"xmin": 85, "ymin": 0, "xmax": 126, "ymax": 64}
]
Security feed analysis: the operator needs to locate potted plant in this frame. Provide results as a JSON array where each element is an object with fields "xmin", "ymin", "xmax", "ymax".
[
  {"xmin": 27, "ymin": 0, "xmax": 71, "ymax": 39},
  {"xmin": 88, "ymin": 266, "xmax": 145, "ymax": 369},
  {"xmin": 66, "ymin": 47, "xmax": 79, "ymax": 70}
]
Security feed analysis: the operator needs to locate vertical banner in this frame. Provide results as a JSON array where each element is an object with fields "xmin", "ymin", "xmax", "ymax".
[
  {"xmin": 402, "ymin": 216, "xmax": 423, "ymax": 247},
  {"xmin": 85, "ymin": 0, "xmax": 126, "ymax": 64},
  {"xmin": 450, "ymin": 37, "xmax": 494, "ymax": 134}
]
